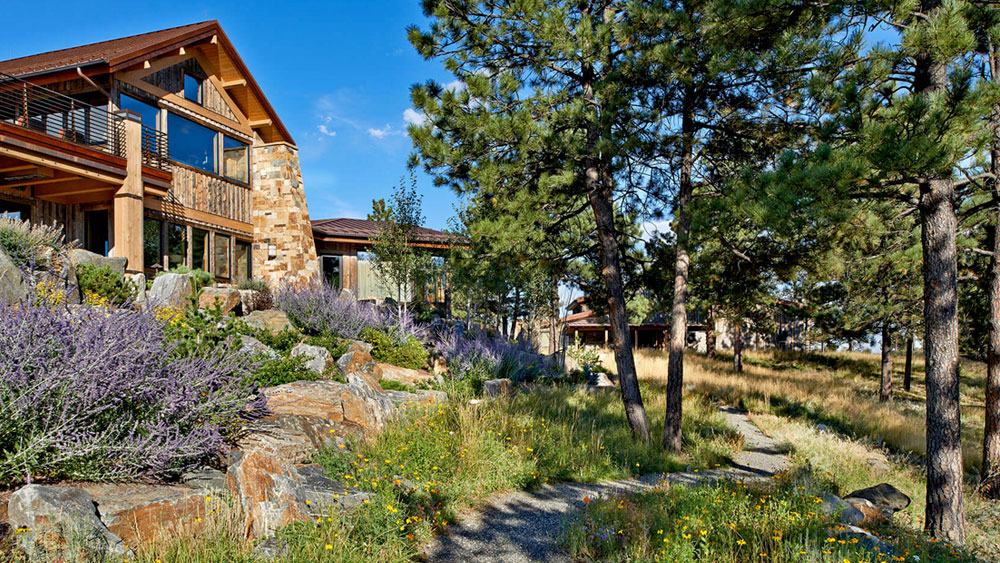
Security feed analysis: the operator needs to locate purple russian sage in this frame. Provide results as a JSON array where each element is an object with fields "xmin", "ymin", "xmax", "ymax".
[
  {"xmin": 275, "ymin": 282, "xmax": 427, "ymax": 342},
  {"xmin": 0, "ymin": 302, "xmax": 265, "ymax": 485}
]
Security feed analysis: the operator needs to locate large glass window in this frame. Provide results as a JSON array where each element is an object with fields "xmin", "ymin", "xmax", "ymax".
[
  {"xmin": 167, "ymin": 113, "xmax": 215, "ymax": 173},
  {"xmin": 321, "ymin": 256, "xmax": 340, "ymax": 289},
  {"xmin": 235, "ymin": 241, "xmax": 252, "ymax": 282},
  {"xmin": 166, "ymin": 223, "xmax": 186, "ymax": 269},
  {"xmin": 191, "ymin": 228, "xmax": 209, "ymax": 271},
  {"xmin": 214, "ymin": 234, "xmax": 231, "ymax": 278},
  {"xmin": 143, "ymin": 218, "xmax": 162, "ymax": 269},
  {"xmin": 120, "ymin": 94, "xmax": 159, "ymax": 129},
  {"xmin": 183, "ymin": 74, "xmax": 201, "ymax": 104},
  {"xmin": 222, "ymin": 135, "xmax": 249, "ymax": 183}
]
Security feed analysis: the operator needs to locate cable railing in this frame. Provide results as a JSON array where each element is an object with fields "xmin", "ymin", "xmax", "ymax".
[{"xmin": 0, "ymin": 71, "xmax": 169, "ymax": 171}]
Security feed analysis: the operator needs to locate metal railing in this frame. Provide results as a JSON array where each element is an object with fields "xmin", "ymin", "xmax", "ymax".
[{"xmin": 0, "ymin": 71, "xmax": 169, "ymax": 170}]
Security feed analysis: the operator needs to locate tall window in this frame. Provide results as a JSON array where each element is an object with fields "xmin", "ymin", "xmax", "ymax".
[
  {"xmin": 214, "ymin": 234, "xmax": 231, "ymax": 278},
  {"xmin": 143, "ymin": 218, "xmax": 162, "ymax": 269},
  {"xmin": 235, "ymin": 241, "xmax": 251, "ymax": 282},
  {"xmin": 183, "ymin": 74, "xmax": 201, "ymax": 104},
  {"xmin": 166, "ymin": 223, "xmax": 186, "ymax": 269},
  {"xmin": 120, "ymin": 94, "xmax": 159, "ymax": 129},
  {"xmin": 222, "ymin": 135, "xmax": 249, "ymax": 183},
  {"xmin": 167, "ymin": 113, "xmax": 215, "ymax": 173},
  {"xmin": 321, "ymin": 256, "xmax": 340, "ymax": 289},
  {"xmin": 191, "ymin": 228, "xmax": 209, "ymax": 271}
]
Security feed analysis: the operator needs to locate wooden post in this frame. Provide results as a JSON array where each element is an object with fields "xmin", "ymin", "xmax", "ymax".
[{"xmin": 112, "ymin": 115, "xmax": 143, "ymax": 273}]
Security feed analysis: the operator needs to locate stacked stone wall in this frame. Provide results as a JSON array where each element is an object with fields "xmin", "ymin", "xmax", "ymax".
[{"xmin": 250, "ymin": 143, "xmax": 319, "ymax": 287}]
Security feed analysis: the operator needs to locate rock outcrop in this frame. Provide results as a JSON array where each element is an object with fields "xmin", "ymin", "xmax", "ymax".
[
  {"xmin": 379, "ymin": 363, "xmax": 435, "ymax": 386},
  {"xmin": 291, "ymin": 342, "xmax": 334, "ymax": 374},
  {"xmin": 243, "ymin": 309, "xmax": 294, "ymax": 335},
  {"xmin": 198, "ymin": 287, "xmax": 243, "ymax": 314},
  {"xmin": 147, "ymin": 273, "xmax": 193, "ymax": 309},
  {"xmin": 8, "ymin": 485, "xmax": 129, "ymax": 560}
]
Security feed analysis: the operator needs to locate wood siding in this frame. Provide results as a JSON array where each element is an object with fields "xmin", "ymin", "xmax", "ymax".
[
  {"xmin": 0, "ymin": 187, "xmax": 85, "ymax": 242},
  {"xmin": 141, "ymin": 59, "xmax": 238, "ymax": 122},
  {"xmin": 168, "ymin": 165, "xmax": 251, "ymax": 225}
]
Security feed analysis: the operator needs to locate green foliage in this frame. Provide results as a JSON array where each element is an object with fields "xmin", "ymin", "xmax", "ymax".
[
  {"xmin": 360, "ymin": 327, "xmax": 428, "ymax": 370},
  {"xmin": 237, "ymin": 278, "xmax": 274, "ymax": 311},
  {"xmin": 164, "ymin": 299, "xmax": 243, "ymax": 359},
  {"xmin": 76, "ymin": 263, "xmax": 136, "ymax": 305},
  {"xmin": 245, "ymin": 353, "xmax": 324, "ymax": 388},
  {"xmin": 0, "ymin": 217, "xmax": 73, "ymax": 268},
  {"xmin": 304, "ymin": 333, "xmax": 349, "ymax": 360},
  {"xmin": 378, "ymin": 379, "xmax": 413, "ymax": 392}
]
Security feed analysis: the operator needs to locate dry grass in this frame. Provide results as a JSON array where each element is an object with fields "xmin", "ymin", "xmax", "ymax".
[{"xmin": 604, "ymin": 348, "xmax": 987, "ymax": 473}]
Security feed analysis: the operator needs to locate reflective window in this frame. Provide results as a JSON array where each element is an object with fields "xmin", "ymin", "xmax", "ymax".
[
  {"xmin": 214, "ymin": 234, "xmax": 231, "ymax": 278},
  {"xmin": 235, "ymin": 241, "xmax": 252, "ymax": 282},
  {"xmin": 222, "ymin": 135, "xmax": 248, "ymax": 183},
  {"xmin": 321, "ymin": 256, "xmax": 340, "ymax": 289},
  {"xmin": 143, "ymin": 218, "xmax": 162, "ymax": 269},
  {"xmin": 183, "ymin": 74, "xmax": 201, "ymax": 104},
  {"xmin": 191, "ymin": 228, "xmax": 209, "ymax": 271},
  {"xmin": 166, "ymin": 223, "xmax": 186, "ymax": 269},
  {"xmin": 167, "ymin": 113, "xmax": 215, "ymax": 173},
  {"xmin": 120, "ymin": 94, "xmax": 159, "ymax": 129}
]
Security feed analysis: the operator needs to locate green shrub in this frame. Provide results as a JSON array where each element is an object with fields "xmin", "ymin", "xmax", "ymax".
[
  {"xmin": 378, "ymin": 379, "xmax": 413, "ymax": 392},
  {"xmin": 246, "ymin": 353, "xmax": 325, "ymax": 387},
  {"xmin": 76, "ymin": 263, "xmax": 136, "ymax": 305},
  {"xmin": 361, "ymin": 327, "xmax": 428, "ymax": 370},
  {"xmin": 0, "ymin": 217, "xmax": 72, "ymax": 267},
  {"xmin": 230, "ymin": 321, "xmax": 301, "ymax": 353}
]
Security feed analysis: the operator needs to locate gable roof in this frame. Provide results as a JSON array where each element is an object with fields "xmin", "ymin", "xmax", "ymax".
[
  {"xmin": 0, "ymin": 21, "xmax": 293, "ymax": 143},
  {"xmin": 312, "ymin": 218, "xmax": 458, "ymax": 245}
]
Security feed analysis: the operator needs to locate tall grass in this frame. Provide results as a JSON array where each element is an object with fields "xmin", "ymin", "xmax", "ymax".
[{"xmin": 605, "ymin": 349, "xmax": 987, "ymax": 473}]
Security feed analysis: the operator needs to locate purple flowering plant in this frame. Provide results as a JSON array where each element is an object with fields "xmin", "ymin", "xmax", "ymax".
[{"xmin": 0, "ymin": 301, "xmax": 265, "ymax": 485}]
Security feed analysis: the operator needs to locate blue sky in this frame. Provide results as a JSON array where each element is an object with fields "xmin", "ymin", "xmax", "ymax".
[{"xmin": 1, "ymin": 1, "xmax": 461, "ymax": 229}]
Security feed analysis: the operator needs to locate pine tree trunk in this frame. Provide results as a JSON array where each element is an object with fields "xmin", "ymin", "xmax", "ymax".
[
  {"xmin": 581, "ymin": 70, "xmax": 650, "ymax": 443},
  {"xmin": 914, "ymin": 16, "xmax": 966, "ymax": 540},
  {"xmin": 513, "ymin": 288, "xmax": 521, "ymax": 340},
  {"xmin": 663, "ymin": 86, "xmax": 696, "ymax": 452},
  {"xmin": 706, "ymin": 307, "xmax": 717, "ymax": 358},
  {"xmin": 904, "ymin": 336, "xmax": 914, "ymax": 392},
  {"xmin": 981, "ymin": 222, "xmax": 1000, "ymax": 497},
  {"xmin": 880, "ymin": 322, "xmax": 893, "ymax": 403},
  {"xmin": 733, "ymin": 323, "xmax": 744, "ymax": 373}
]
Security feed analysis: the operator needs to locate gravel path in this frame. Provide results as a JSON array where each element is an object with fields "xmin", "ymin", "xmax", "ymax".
[{"xmin": 423, "ymin": 406, "xmax": 789, "ymax": 563}]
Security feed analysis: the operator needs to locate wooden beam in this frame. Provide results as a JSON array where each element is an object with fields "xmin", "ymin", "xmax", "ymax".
[
  {"xmin": 248, "ymin": 119, "xmax": 272, "ymax": 128},
  {"xmin": 0, "ymin": 166, "xmax": 54, "ymax": 180},
  {"xmin": 0, "ymin": 164, "xmax": 39, "ymax": 174},
  {"xmin": 3, "ymin": 174, "xmax": 76, "ymax": 190},
  {"xmin": 34, "ymin": 179, "xmax": 114, "ymax": 198},
  {"xmin": 116, "ymin": 76, "xmax": 254, "ymax": 136},
  {"xmin": 221, "ymin": 78, "xmax": 247, "ymax": 89},
  {"xmin": 144, "ymin": 198, "xmax": 253, "ymax": 235},
  {"xmin": 47, "ymin": 188, "xmax": 117, "ymax": 205}
]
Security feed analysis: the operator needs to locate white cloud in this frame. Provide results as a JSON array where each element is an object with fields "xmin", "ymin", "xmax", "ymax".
[
  {"xmin": 403, "ymin": 108, "xmax": 427, "ymax": 126},
  {"xmin": 443, "ymin": 79, "xmax": 466, "ymax": 92},
  {"xmin": 317, "ymin": 124, "xmax": 336, "ymax": 137},
  {"xmin": 368, "ymin": 124, "xmax": 392, "ymax": 139}
]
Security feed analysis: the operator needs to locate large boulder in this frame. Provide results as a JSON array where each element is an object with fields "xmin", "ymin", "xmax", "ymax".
[
  {"xmin": 244, "ymin": 309, "xmax": 294, "ymax": 335},
  {"xmin": 79, "ymin": 483, "xmax": 208, "ymax": 547},
  {"xmin": 483, "ymin": 378, "xmax": 514, "ymax": 398},
  {"xmin": 0, "ymin": 247, "xmax": 27, "ymax": 304},
  {"xmin": 843, "ymin": 483, "xmax": 911, "ymax": 512},
  {"xmin": 7, "ymin": 485, "xmax": 129, "ymax": 560},
  {"xmin": 198, "ymin": 286, "xmax": 242, "ymax": 314},
  {"xmin": 226, "ymin": 449, "xmax": 370, "ymax": 539},
  {"xmin": 67, "ymin": 248, "xmax": 127, "ymax": 277},
  {"xmin": 336, "ymin": 341, "xmax": 375, "ymax": 377},
  {"xmin": 147, "ymin": 273, "xmax": 193, "ymax": 309},
  {"xmin": 291, "ymin": 343, "xmax": 334, "ymax": 374},
  {"xmin": 379, "ymin": 363, "xmax": 434, "ymax": 386}
]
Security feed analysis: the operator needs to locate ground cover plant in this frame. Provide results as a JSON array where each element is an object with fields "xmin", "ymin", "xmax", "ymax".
[
  {"xmin": 0, "ymin": 301, "xmax": 265, "ymax": 485},
  {"xmin": 433, "ymin": 327, "xmax": 561, "ymax": 393}
]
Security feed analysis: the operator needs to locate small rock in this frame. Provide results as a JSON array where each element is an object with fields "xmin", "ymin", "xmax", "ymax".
[
  {"xmin": 834, "ymin": 525, "xmax": 895, "ymax": 557},
  {"xmin": 237, "ymin": 335, "xmax": 279, "ymax": 359},
  {"xmin": 243, "ymin": 309, "xmax": 294, "ymax": 335},
  {"xmin": 127, "ymin": 273, "xmax": 147, "ymax": 308},
  {"xmin": 843, "ymin": 483, "xmax": 911, "ymax": 512},
  {"xmin": 336, "ymin": 341, "xmax": 374, "ymax": 376},
  {"xmin": 253, "ymin": 536, "xmax": 290, "ymax": 559},
  {"xmin": 0, "ymin": 247, "xmax": 27, "ymax": 304},
  {"xmin": 483, "ymin": 378, "xmax": 514, "ymax": 398},
  {"xmin": 198, "ymin": 287, "xmax": 242, "ymax": 313},
  {"xmin": 181, "ymin": 467, "xmax": 228, "ymax": 490},
  {"xmin": 8, "ymin": 485, "xmax": 129, "ymax": 560},
  {"xmin": 592, "ymin": 372, "xmax": 615, "ymax": 387},
  {"xmin": 815, "ymin": 423, "xmax": 830, "ymax": 433},
  {"xmin": 291, "ymin": 343, "xmax": 334, "ymax": 374},
  {"xmin": 147, "ymin": 273, "xmax": 193, "ymax": 309},
  {"xmin": 379, "ymin": 363, "xmax": 435, "ymax": 386},
  {"xmin": 819, "ymin": 493, "xmax": 864, "ymax": 526},
  {"xmin": 866, "ymin": 458, "xmax": 890, "ymax": 473}
]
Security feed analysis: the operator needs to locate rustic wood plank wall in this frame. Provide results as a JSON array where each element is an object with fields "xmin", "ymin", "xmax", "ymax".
[
  {"xmin": 141, "ymin": 59, "xmax": 238, "ymax": 122},
  {"xmin": 169, "ymin": 165, "xmax": 251, "ymax": 224}
]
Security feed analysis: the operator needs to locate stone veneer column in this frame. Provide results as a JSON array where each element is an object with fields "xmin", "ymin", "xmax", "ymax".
[{"xmin": 250, "ymin": 142, "xmax": 319, "ymax": 287}]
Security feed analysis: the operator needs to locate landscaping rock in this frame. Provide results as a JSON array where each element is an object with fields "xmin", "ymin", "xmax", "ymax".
[
  {"xmin": 237, "ymin": 420, "xmax": 319, "ymax": 463},
  {"xmin": 180, "ymin": 467, "xmax": 229, "ymax": 490},
  {"xmin": 244, "ymin": 309, "xmax": 294, "ymax": 335},
  {"xmin": 0, "ymin": 247, "xmax": 27, "ymax": 304},
  {"xmin": 127, "ymin": 273, "xmax": 146, "ymax": 308},
  {"xmin": 198, "ymin": 286, "xmax": 242, "ymax": 313},
  {"xmin": 67, "ymin": 248, "xmax": 127, "ymax": 277},
  {"xmin": 238, "ymin": 289, "xmax": 258, "ymax": 315},
  {"xmin": 815, "ymin": 423, "xmax": 831, "ymax": 433},
  {"xmin": 336, "ymin": 341, "xmax": 374, "ymax": 377},
  {"xmin": 147, "ymin": 273, "xmax": 192, "ymax": 309},
  {"xmin": 236, "ymin": 335, "xmax": 279, "ymax": 359},
  {"xmin": 592, "ymin": 372, "xmax": 615, "ymax": 387},
  {"xmin": 819, "ymin": 494, "xmax": 865, "ymax": 526},
  {"xmin": 80, "ymin": 483, "xmax": 208, "ymax": 547},
  {"xmin": 254, "ymin": 536, "xmax": 290, "ymax": 559},
  {"xmin": 843, "ymin": 483, "xmax": 911, "ymax": 512},
  {"xmin": 379, "ymin": 363, "xmax": 435, "ymax": 386},
  {"xmin": 483, "ymin": 378, "xmax": 514, "ymax": 398},
  {"xmin": 291, "ymin": 342, "xmax": 334, "ymax": 374},
  {"xmin": 8, "ymin": 484, "xmax": 129, "ymax": 560},
  {"xmin": 834, "ymin": 525, "xmax": 895, "ymax": 557}
]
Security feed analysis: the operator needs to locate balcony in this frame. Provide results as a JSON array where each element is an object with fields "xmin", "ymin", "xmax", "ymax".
[{"xmin": 0, "ymin": 71, "xmax": 171, "ymax": 205}]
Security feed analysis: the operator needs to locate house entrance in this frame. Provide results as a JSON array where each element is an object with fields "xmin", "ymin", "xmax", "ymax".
[{"xmin": 84, "ymin": 210, "xmax": 109, "ymax": 256}]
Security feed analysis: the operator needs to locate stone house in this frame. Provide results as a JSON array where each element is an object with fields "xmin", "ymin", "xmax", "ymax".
[{"xmin": 0, "ymin": 21, "xmax": 318, "ymax": 287}]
